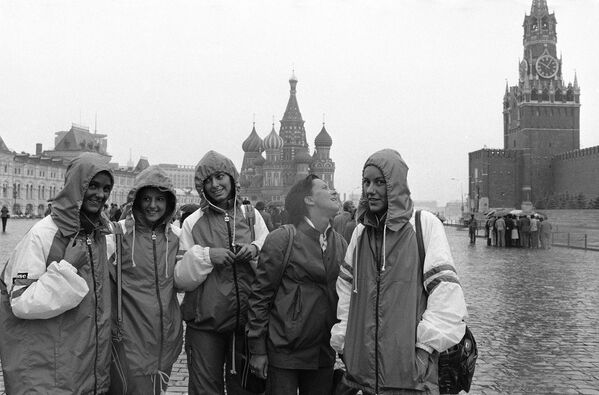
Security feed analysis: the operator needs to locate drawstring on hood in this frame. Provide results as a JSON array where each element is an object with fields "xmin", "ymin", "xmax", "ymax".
[
  {"xmin": 126, "ymin": 165, "xmax": 177, "ymax": 275},
  {"xmin": 51, "ymin": 152, "xmax": 114, "ymax": 238},
  {"xmin": 194, "ymin": 150, "xmax": 245, "ymax": 371}
]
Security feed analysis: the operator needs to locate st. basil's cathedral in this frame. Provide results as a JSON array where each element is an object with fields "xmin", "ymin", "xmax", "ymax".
[{"xmin": 239, "ymin": 72, "xmax": 335, "ymax": 204}]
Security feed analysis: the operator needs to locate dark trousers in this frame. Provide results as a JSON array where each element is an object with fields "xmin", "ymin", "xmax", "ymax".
[
  {"xmin": 267, "ymin": 365, "xmax": 333, "ymax": 395},
  {"xmin": 1, "ymin": 217, "xmax": 7, "ymax": 232},
  {"xmin": 468, "ymin": 229, "xmax": 476, "ymax": 244},
  {"xmin": 185, "ymin": 327, "xmax": 259, "ymax": 395}
]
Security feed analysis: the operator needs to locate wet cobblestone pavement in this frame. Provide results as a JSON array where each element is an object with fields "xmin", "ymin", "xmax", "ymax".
[{"xmin": 1, "ymin": 220, "xmax": 598, "ymax": 394}]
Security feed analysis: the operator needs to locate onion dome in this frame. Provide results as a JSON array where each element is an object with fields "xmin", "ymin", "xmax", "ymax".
[
  {"xmin": 253, "ymin": 154, "xmax": 266, "ymax": 166},
  {"xmin": 242, "ymin": 125, "xmax": 263, "ymax": 153},
  {"xmin": 263, "ymin": 125, "xmax": 283, "ymax": 150},
  {"xmin": 314, "ymin": 124, "xmax": 332, "ymax": 147},
  {"xmin": 294, "ymin": 148, "xmax": 312, "ymax": 164}
]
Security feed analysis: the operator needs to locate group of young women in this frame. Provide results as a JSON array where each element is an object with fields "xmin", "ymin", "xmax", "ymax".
[{"xmin": 0, "ymin": 148, "xmax": 468, "ymax": 395}]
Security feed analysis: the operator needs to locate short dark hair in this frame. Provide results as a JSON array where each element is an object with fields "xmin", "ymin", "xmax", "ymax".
[
  {"xmin": 255, "ymin": 201, "xmax": 266, "ymax": 210},
  {"xmin": 285, "ymin": 174, "xmax": 320, "ymax": 226}
]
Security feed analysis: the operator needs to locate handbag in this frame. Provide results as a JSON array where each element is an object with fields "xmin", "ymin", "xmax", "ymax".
[{"xmin": 415, "ymin": 210, "xmax": 478, "ymax": 394}]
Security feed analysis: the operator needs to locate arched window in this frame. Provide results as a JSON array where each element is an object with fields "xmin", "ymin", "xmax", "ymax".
[
  {"xmin": 541, "ymin": 89, "xmax": 549, "ymax": 101},
  {"xmin": 531, "ymin": 88, "xmax": 538, "ymax": 101},
  {"xmin": 566, "ymin": 88, "xmax": 574, "ymax": 101}
]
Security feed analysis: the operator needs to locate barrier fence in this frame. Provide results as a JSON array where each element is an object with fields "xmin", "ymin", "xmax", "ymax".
[{"xmin": 444, "ymin": 223, "xmax": 599, "ymax": 251}]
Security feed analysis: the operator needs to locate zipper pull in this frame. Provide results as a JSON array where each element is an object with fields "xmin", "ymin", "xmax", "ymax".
[
  {"xmin": 86, "ymin": 237, "xmax": 92, "ymax": 246},
  {"xmin": 224, "ymin": 212, "xmax": 230, "ymax": 222},
  {"xmin": 152, "ymin": 231, "xmax": 157, "ymax": 241}
]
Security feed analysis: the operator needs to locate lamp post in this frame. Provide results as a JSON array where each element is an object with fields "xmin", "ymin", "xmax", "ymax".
[{"xmin": 450, "ymin": 178, "xmax": 464, "ymax": 215}]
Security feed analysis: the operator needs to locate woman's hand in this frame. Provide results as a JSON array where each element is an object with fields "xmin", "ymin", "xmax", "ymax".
[
  {"xmin": 209, "ymin": 247, "xmax": 235, "ymax": 267},
  {"xmin": 63, "ymin": 237, "xmax": 88, "ymax": 270},
  {"xmin": 415, "ymin": 347, "xmax": 430, "ymax": 381},
  {"xmin": 234, "ymin": 243, "xmax": 257, "ymax": 264},
  {"xmin": 249, "ymin": 354, "xmax": 268, "ymax": 379}
]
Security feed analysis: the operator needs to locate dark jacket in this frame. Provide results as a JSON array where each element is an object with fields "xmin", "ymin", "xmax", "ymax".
[
  {"xmin": 110, "ymin": 165, "xmax": 183, "ymax": 376},
  {"xmin": 176, "ymin": 151, "xmax": 269, "ymax": 333},
  {"xmin": 247, "ymin": 221, "xmax": 346, "ymax": 369}
]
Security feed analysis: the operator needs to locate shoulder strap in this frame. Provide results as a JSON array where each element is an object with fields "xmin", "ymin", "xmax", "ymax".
[
  {"xmin": 111, "ymin": 221, "xmax": 125, "ymax": 325},
  {"xmin": 273, "ymin": 224, "xmax": 296, "ymax": 300},
  {"xmin": 415, "ymin": 209, "xmax": 425, "ymax": 277}
]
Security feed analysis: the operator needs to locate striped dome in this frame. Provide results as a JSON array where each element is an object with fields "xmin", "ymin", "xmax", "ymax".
[{"xmin": 263, "ymin": 126, "xmax": 283, "ymax": 150}]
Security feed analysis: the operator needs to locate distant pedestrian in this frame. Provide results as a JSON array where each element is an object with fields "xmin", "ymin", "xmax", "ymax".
[
  {"xmin": 530, "ymin": 215, "xmax": 539, "ymax": 248},
  {"xmin": 271, "ymin": 207, "xmax": 282, "ymax": 228},
  {"xmin": 333, "ymin": 200, "xmax": 355, "ymax": 242},
  {"xmin": 468, "ymin": 214, "xmax": 477, "ymax": 244},
  {"xmin": 539, "ymin": 217, "xmax": 552, "ymax": 249},
  {"xmin": 511, "ymin": 216, "xmax": 519, "ymax": 247},
  {"xmin": 519, "ymin": 215, "xmax": 531, "ymax": 248},
  {"xmin": 255, "ymin": 201, "xmax": 274, "ymax": 231},
  {"xmin": 495, "ymin": 216, "xmax": 506, "ymax": 247},
  {"xmin": 1, "ymin": 205, "xmax": 9, "ymax": 232},
  {"xmin": 505, "ymin": 215, "xmax": 513, "ymax": 247},
  {"xmin": 44, "ymin": 202, "xmax": 52, "ymax": 217}
]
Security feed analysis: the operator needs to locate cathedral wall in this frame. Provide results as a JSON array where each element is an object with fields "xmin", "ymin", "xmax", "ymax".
[{"xmin": 552, "ymin": 145, "xmax": 599, "ymax": 199}]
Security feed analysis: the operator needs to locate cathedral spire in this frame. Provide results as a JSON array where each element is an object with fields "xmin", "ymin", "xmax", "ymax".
[{"xmin": 530, "ymin": 0, "xmax": 549, "ymax": 15}]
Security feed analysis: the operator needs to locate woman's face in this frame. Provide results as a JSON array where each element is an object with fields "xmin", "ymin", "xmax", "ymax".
[
  {"xmin": 82, "ymin": 172, "xmax": 113, "ymax": 216},
  {"xmin": 204, "ymin": 171, "xmax": 233, "ymax": 204},
  {"xmin": 362, "ymin": 165, "xmax": 388, "ymax": 215},
  {"xmin": 138, "ymin": 187, "xmax": 168, "ymax": 226}
]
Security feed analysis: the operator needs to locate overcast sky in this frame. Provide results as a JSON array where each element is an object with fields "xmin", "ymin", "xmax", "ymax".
[{"xmin": 1, "ymin": 0, "xmax": 598, "ymax": 205}]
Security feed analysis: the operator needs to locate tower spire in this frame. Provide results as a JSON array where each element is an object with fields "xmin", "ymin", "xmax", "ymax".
[{"xmin": 530, "ymin": 0, "xmax": 549, "ymax": 15}]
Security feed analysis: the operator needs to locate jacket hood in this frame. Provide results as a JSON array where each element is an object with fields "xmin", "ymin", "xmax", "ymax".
[
  {"xmin": 131, "ymin": 165, "xmax": 177, "ymax": 227},
  {"xmin": 357, "ymin": 149, "xmax": 413, "ymax": 232},
  {"xmin": 194, "ymin": 150, "xmax": 240, "ymax": 211},
  {"xmin": 51, "ymin": 152, "xmax": 114, "ymax": 237}
]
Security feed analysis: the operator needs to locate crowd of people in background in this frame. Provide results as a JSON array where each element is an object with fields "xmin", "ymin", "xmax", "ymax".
[{"xmin": 477, "ymin": 214, "xmax": 553, "ymax": 249}]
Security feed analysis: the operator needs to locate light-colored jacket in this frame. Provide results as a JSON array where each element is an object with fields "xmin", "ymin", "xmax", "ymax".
[
  {"xmin": 0, "ymin": 152, "xmax": 113, "ymax": 395},
  {"xmin": 330, "ymin": 149, "xmax": 468, "ymax": 394}
]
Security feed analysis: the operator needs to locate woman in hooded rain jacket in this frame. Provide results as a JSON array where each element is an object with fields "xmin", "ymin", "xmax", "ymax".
[
  {"xmin": 107, "ymin": 165, "xmax": 183, "ymax": 394},
  {"xmin": 174, "ymin": 150, "xmax": 269, "ymax": 395},
  {"xmin": 0, "ymin": 152, "xmax": 114, "ymax": 395},
  {"xmin": 330, "ymin": 149, "xmax": 468, "ymax": 395}
]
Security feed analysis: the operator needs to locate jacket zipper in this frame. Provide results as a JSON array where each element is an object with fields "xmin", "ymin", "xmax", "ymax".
[
  {"xmin": 85, "ymin": 236, "xmax": 99, "ymax": 394},
  {"xmin": 225, "ymin": 213, "xmax": 241, "ymax": 331},
  {"xmin": 152, "ymin": 231, "xmax": 165, "ymax": 371},
  {"xmin": 374, "ymin": 230, "xmax": 381, "ymax": 394}
]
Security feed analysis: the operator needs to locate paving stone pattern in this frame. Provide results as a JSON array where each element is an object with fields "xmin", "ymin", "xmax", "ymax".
[{"xmin": 1, "ymin": 220, "xmax": 598, "ymax": 394}]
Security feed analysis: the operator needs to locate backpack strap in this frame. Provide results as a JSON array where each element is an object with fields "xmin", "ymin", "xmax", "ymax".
[
  {"xmin": 111, "ymin": 221, "xmax": 125, "ymax": 328},
  {"xmin": 273, "ymin": 224, "xmax": 296, "ymax": 301},
  {"xmin": 415, "ymin": 210, "xmax": 425, "ymax": 270}
]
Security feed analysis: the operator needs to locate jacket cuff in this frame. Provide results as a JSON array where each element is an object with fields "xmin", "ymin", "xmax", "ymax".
[{"xmin": 416, "ymin": 343, "xmax": 434, "ymax": 353}]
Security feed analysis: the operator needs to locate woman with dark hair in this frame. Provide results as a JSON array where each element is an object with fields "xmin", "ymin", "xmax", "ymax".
[
  {"xmin": 0, "ymin": 152, "xmax": 114, "ymax": 394},
  {"xmin": 108, "ymin": 165, "xmax": 183, "ymax": 394},
  {"xmin": 247, "ymin": 174, "xmax": 347, "ymax": 395},
  {"xmin": 174, "ymin": 150, "xmax": 269, "ymax": 394}
]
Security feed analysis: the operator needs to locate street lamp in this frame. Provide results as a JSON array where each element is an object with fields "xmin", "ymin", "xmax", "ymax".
[{"xmin": 450, "ymin": 178, "xmax": 464, "ymax": 214}]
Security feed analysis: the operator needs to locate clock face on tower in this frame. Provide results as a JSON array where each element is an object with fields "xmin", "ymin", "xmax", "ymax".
[{"xmin": 536, "ymin": 54, "xmax": 558, "ymax": 79}]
